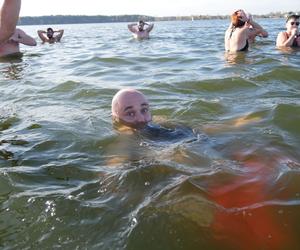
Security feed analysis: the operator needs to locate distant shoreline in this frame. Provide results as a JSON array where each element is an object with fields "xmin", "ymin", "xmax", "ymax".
[{"xmin": 18, "ymin": 12, "xmax": 297, "ymax": 26}]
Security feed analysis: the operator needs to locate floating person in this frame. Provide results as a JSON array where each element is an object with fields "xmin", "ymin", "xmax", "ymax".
[
  {"xmin": 109, "ymin": 88, "xmax": 200, "ymax": 165},
  {"xmin": 111, "ymin": 88, "xmax": 266, "ymax": 140},
  {"xmin": 225, "ymin": 9, "xmax": 268, "ymax": 52},
  {"xmin": 111, "ymin": 88, "xmax": 196, "ymax": 141},
  {"xmin": 0, "ymin": 28, "xmax": 36, "ymax": 57},
  {"xmin": 37, "ymin": 28, "xmax": 64, "ymax": 43},
  {"xmin": 127, "ymin": 20, "xmax": 154, "ymax": 39},
  {"xmin": 110, "ymin": 88, "xmax": 263, "ymax": 166},
  {"xmin": 276, "ymin": 13, "xmax": 300, "ymax": 48}
]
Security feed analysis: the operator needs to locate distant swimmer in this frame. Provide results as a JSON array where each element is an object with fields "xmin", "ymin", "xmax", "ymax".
[
  {"xmin": 276, "ymin": 13, "xmax": 300, "ymax": 48},
  {"xmin": 0, "ymin": 28, "xmax": 36, "ymax": 57},
  {"xmin": 127, "ymin": 20, "xmax": 154, "ymax": 39},
  {"xmin": 37, "ymin": 28, "xmax": 64, "ymax": 43},
  {"xmin": 225, "ymin": 9, "xmax": 268, "ymax": 52}
]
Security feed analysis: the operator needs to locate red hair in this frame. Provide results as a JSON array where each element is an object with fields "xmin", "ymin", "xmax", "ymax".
[{"xmin": 231, "ymin": 11, "xmax": 245, "ymax": 27}]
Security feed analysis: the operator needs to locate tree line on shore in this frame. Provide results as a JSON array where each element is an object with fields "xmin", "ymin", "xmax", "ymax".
[{"xmin": 18, "ymin": 11, "xmax": 299, "ymax": 26}]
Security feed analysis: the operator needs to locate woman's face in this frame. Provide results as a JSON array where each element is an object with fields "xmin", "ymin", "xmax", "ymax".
[{"xmin": 286, "ymin": 18, "xmax": 299, "ymax": 32}]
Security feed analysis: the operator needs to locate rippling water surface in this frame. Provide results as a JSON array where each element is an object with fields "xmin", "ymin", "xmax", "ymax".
[{"xmin": 0, "ymin": 19, "xmax": 300, "ymax": 249}]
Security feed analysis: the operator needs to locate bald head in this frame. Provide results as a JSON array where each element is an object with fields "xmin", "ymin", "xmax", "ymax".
[{"xmin": 111, "ymin": 88, "xmax": 152, "ymax": 128}]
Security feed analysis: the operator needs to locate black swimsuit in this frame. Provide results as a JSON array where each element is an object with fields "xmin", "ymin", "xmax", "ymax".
[
  {"xmin": 239, "ymin": 40, "xmax": 249, "ymax": 51},
  {"xmin": 286, "ymin": 32, "xmax": 299, "ymax": 47}
]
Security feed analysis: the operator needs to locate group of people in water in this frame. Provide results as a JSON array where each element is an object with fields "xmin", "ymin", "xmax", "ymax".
[
  {"xmin": 1, "ymin": 1, "xmax": 298, "ymax": 249},
  {"xmin": 225, "ymin": 9, "xmax": 300, "ymax": 51},
  {"xmin": 0, "ymin": 0, "xmax": 299, "ymax": 58}
]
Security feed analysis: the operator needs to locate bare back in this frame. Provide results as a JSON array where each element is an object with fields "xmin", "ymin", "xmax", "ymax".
[{"xmin": 225, "ymin": 26, "xmax": 249, "ymax": 52}]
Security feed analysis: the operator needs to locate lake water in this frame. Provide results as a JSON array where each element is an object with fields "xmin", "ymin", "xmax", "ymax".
[{"xmin": 0, "ymin": 19, "xmax": 300, "ymax": 249}]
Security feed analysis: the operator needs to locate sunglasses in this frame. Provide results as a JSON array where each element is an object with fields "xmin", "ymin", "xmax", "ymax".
[{"xmin": 290, "ymin": 22, "xmax": 300, "ymax": 26}]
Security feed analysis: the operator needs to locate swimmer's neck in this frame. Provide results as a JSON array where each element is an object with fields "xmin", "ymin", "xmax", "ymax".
[{"xmin": 113, "ymin": 122, "xmax": 154, "ymax": 134}]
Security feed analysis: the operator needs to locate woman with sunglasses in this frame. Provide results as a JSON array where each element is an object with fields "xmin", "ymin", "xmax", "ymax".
[
  {"xmin": 225, "ymin": 9, "xmax": 268, "ymax": 52},
  {"xmin": 276, "ymin": 14, "xmax": 300, "ymax": 48}
]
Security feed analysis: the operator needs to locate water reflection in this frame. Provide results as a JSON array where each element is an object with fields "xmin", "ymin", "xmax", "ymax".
[
  {"xmin": 0, "ymin": 53, "xmax": 24, "ymax": 80},
  {"xmin": 224, "ymin": 51, "xmax": 247, "ymax": 65},
  {"xmin": 210, "ymin": 148, "xmax": 299, "ymax": 250}
]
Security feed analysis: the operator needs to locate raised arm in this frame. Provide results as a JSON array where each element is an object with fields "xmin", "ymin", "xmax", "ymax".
[
  {"xmin": 10, "ymin": 28, "xmax": 36, "ymax": 46},
  {"xmin": 55, "ymin": 29, "xmax": 64, "ymax": 41},
  {"xmin": 145, "ymin": 23, "xmax": 154, "ymax": 33},
  {"xmin": 247, "ymin": 15, "xmax": 268, "ymax": 40},
  {"xmin": 37, "ymin": 30, "xmax": 48, "ymax": 42},
  {"xmin": 0, "ymin": 0, "xmax": 21, "ymax": 44},
  {"xmin": 127, "ymin": 23, "xmax": 137, "ymax": 33}
]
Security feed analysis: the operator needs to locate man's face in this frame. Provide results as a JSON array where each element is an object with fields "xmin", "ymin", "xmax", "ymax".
[
  {"xmin": 113, "ymin": 91, "xmax": 152, "ymax": 129},
  {"xmin": 138, "ymin": 23, "xmax": 145, "ymax": 32},
  {"xmin": 47, "ymin": 29, "xmax": 54, "ymax": 39}
]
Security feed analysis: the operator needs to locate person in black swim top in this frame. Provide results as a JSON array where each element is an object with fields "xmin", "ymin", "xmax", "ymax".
[
  {"xmin": 276, "ymin": 13, "xmax": 300, "ymax": 48},
  {"xmin": 225, "ymin": 9, "xmax": 268, "ymax": 52}
]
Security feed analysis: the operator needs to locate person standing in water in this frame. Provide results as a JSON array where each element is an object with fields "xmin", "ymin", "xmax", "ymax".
[
  {"xmin": 0, "ymin": 0, "xmax": 21, "ymax": 44},
  {"xmin": 37, "ymin": 28, "xmax": 64, "ymax": 43},
  {"xmin": 225, "ymin": 9, "xmax": 268, "ymax": 52},
  {"xmin": 0, "ymin": 28, "xmax": 36, "ymax": 57},
  {"xmin": 128, "ymin": 20, "xmax": 154, "ymax": 39},
  {"xmin": 0, "ymin": 0, "xmax": 36, "ymax": 57},
  {"xmin": 276, "ymin": 13, "xmax": 300, "ymax": 48}
]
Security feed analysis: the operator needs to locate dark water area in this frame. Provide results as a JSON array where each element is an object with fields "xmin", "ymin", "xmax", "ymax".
[{"xmin": 0, "ymin": 19, "xmax": 300, "ymax": 249}]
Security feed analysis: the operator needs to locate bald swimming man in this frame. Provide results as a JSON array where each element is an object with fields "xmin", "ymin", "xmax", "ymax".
[
  {"xmin": 111, "ymin": 88, "xmax": 198, "ymax": 143},
  {"xmin": 112, "ymin": 88, "xmax": 152, "ymax": 129}
]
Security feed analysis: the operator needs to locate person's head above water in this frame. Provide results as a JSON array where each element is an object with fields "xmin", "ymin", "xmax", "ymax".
[
  {"xmin": 231, "ymin": 9, "xmax": 249, "ymax": 28},
  {"xmin": 46, "ymin": 27, "xmax": 54, "ymax": 39},
  {"xmin": 111, "ymin": 88, "xmax": 152, "ymax": 129},
  {"xmin": 137, "ymin": 20, "xmax": 146, "ymax": 31}
]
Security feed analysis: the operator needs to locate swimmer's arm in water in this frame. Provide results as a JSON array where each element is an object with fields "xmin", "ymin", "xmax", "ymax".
[
  {"xmin": 0, "ymin": 0, "xmax": 21, "ymax": 45},
  {"xmin": 54, "ymin": 29, "xmax": 64, "ymax": 41},
  {"xmin": 127, "ymin": 23, "xmax": 137, "ymax": 33},
  {"xmin": 37, "ymin": 30, "xmax": 49, "ymax": 42},
  {"xmin": 145, "ymin": 23, "xmax": 154, "ymax": 33},
  {"xmin": 10, "ymin": 28, "xmax": 36, "ymax": 46},
  {"xmin": 203, "ymin": 114, "xmax": 262, "ymax": 134}
]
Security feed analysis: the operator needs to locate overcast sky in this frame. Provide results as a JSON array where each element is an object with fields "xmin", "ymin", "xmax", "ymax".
[{"xmin": 3, "ymin": 0, "xmax": 296, "ymax": 17}]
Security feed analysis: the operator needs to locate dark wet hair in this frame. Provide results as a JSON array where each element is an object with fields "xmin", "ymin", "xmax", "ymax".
[
  {"xmin": 47, "ymin": 28, "xmax": 54, "ymax": 32},
  {"xmin": 286, "ymin": 13, "xmax": 300, "ymax": 22}
]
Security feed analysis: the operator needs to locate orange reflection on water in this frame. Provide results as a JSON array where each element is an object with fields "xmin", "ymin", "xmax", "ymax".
[{"xmin": 210, "ymin": 152, "xmax": 296, "ymax": 250}]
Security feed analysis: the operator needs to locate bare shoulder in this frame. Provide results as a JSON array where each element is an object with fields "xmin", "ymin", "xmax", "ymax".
[{"xmin": 277, "ymin": 31, "xmax": 286, "ymax": 37}]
